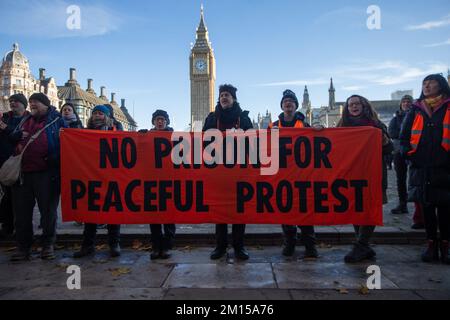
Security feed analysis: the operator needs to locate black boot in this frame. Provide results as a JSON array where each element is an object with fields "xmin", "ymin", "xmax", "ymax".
[
  {"xmin": 440, "ymin": 241, "xmax": 449, "ymax": 265},
  {"xmin": 304, "ymin": 242, "xmax": 318, "ymax": 258},
  {"xmin": 282, "ymin": 243, "xmax": 296, "ymax": 257},
  {"xmin": 159, "ymin": 249, "xmax": 172, "ymax": 259},
  {"xmin": 150, "ymin": 249, "xmax": 160, "ymax": 260},
  {"xmin": 344, "ymin": 243, "xmax": 376, "ymax": 263},
  {"xmin": 210, "ymin": 247, "xmax": 227, "ymax": 260},
  {"xmin": 421, "ymin": 240, "xmax": 439, "ymax": 263},
  {"xmin": 41, "ymin": 245, "xmax": 56, "ymax": 260},
  {"xmin": 109, "ymin": 243, "xmax": 121, "ymax": 258},
  {"xmin": 234, "ymin": 247, "xmax": 249, "ymax": 260},
  {"xmin": 391, "ymin": 202, "xmax": 408, "ymax": 214},
  {"xmin": 159, "ymin": 237, "xmax": 173, "ymax": 259},
  {"xmin": 73, "ymin": 246, "xmax": 95, "ymax": 258},
  {"xmin": 10, "ymin": 249, "xmax": 31, "ymax": 262}
]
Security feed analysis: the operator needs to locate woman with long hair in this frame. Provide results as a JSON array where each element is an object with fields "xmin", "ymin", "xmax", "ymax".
[{"xmin": 337, "ymin": 95, "xmax": 393, "ymax": 263}]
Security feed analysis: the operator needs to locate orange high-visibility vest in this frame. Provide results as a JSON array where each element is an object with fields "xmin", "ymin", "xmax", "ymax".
[
  {"xmin": 268, "ymin": 120, "xmax": 305, "ymax": 129},
  {"xmin": 408, "ymin": 106, "xmax": 450, "ymax": 155}
]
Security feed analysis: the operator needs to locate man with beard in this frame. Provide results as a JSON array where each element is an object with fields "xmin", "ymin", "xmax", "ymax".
[{"xmin": 10, "ymin": 93, "xmax": 66, "ymax": 261}]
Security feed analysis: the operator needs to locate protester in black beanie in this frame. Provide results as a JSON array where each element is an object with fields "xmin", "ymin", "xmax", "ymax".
[
  {"xmin": 29, "ymin": 92, "xmax": 51, "ymax": 107},
  {"xmin": 8, "ymin": 93, "xmax": 28, "ymax": 108}
]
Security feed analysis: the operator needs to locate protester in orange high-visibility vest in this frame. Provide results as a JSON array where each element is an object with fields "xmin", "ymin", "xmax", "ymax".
[
  {"xmin": 268, "ymin": 90, "xmax": 306, "ymax": 129},
  {"xmin": 400, "ymin": 74, "xmax": 450, "ymax": 265},
  {"xmin": 73, "ymin": 105, "xmax": 122, "ymax": 259},
  {"xmin": 268, "ymin": 90, "xmax": 318, "ymax": 259},
  {"xmin": 337, "ymin": 95, "xmax": 393, "ymax": 263}
]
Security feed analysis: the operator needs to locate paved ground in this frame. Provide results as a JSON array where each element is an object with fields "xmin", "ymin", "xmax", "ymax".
[
  {"xmin": 0, "ymin": 245, "xmax": 449, "ymax": 300},
  {"xmin": 3, "ymin": 166, "xmax": 448, "ymax": 301}
]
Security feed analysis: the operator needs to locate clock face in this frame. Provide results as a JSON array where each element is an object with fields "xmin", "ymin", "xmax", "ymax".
[{"xmin": 195, "ymin": 59, "xmax": 206, "ymax": 71}]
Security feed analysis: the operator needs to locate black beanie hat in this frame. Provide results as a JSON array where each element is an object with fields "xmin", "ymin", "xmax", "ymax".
[
  {"xmin": 419, "ymin": 74, "xmax": 450, "ymax": 100},
  {"xmin": 29, "ymin": 92, "xmax": 51, "ymax": 107},
  {"xmin": 280, "ymin": 89, "xmax": 299, "ymax": 109},
  {"xmin": 219, "ymin": 84, "xmax": 238, "ymax": 100},
  {"xmin": 9, "ymin": 93, "xmax": 28, "ymax": 108},
  {"xmin": 152, "ymin": 109, "xmax": 170, "ymax": 125}
]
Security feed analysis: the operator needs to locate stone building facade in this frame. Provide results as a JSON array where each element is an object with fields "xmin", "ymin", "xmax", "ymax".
[{"xmin": 0, "ymin": 43, "xmax": 137, "ymax": 131}]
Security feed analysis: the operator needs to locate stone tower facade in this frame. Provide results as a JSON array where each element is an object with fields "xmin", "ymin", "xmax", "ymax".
[{"xmin": 190, "ymin": 6, "xmax": 216, "ymax": 131}]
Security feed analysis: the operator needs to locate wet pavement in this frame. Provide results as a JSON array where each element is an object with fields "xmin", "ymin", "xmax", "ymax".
[
  {"xmin": 0, "ymin": 245, "xmax": 449, "ymax": 300},
  {"xmin": 2, "ymin": 165, "xmax": 447, "ymax": 300}
]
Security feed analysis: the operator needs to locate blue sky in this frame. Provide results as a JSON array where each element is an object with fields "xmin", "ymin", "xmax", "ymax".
[{"xmin": 0, "ymin": 0, "xmax": 449, "ymax": 130}]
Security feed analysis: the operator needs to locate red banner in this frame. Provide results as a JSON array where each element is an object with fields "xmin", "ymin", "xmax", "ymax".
[{"xmin": 60, "ymin": 128, "xmax": 383, "ymax": 226}]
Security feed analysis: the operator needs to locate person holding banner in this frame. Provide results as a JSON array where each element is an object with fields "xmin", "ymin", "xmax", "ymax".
[
  {"xmin": 400, "ymin": 74, "xmax": 450, "ymax": 264},
  {"xmin": 268, "ymin": 90, "xmax": 318, "ymax": 258},
  {"xmin": 105, "ymin": 104, "xmax": 124, "ymax": 131},
  {"xmin": 203, "ymin": 84, "xmax": 253, "ymax": 260},
  {"xmin": 143, "ymin": 109, "xmax": 176, "ymax": 260},
  {"xmin": 9, "ymin": 93, "xmax": 66, "ymax": 261},
  {"xmin": 60, "ymin": 103, "xmax": 83, "ymax": 129},
  {"xmin": 337, "ymin": 95, "xmax": 393, "ymax": 263},
  {"xmin": 73, "ymin": 105, "xmax": 122, "ymax": 258}
]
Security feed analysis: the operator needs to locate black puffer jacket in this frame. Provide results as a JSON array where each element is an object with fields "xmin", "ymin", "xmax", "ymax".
[
  {"xmin": 388, "ymin": 109, "xmax": 407, "ymax": 153},
  {"xmin": 399, "ymin": 99, "xmax": 450, "ymax": 205},
  {"xmin": 203, "ymin": 102, "xmax": 253, "ymax": 131},
  {"xmin": 388, "ymin": 110, "xmax": 407, "ymax": 139}
]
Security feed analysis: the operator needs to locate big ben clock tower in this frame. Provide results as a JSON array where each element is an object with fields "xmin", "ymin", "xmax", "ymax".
[{"xmin": 190, "ymin": 5, "xmax": 216, "ymax": 131}]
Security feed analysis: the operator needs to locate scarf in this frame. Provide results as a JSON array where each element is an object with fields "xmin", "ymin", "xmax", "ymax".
[
  {"xmin": 63, "ymin": 114, "xmax": 77, "ymax": 123},
  {"xmin": 424, "ymin": 95, "xmax": 444, "ymax": 112},
  {"xmin": 91, "ymin": 118, "xmax": 108, "ymax": 130},
  {"xmin": 215, "ymin": 102, "xmax": 242, "ymax": 124},
  {"xmin": 347, "ymin": 115, "xmax": 377, "ymax": 128}
]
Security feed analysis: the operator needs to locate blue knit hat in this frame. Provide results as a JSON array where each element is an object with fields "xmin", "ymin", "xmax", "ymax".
[{"xmin": 92, "ymin": 105, "xmax": 111, "ymax": 117}]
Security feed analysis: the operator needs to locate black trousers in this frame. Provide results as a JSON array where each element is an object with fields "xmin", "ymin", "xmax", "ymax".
[
  {"xmin": 150, "ymin": 224, "xmax": 176, "ymax": 250},
  {"xmin": 82, "ymin": 224, "xmax": 121, "ymax": 247},
  {"xmin": 0, "ymin": 184, "xmax": 14, "ymax": 232},
  {"xmin": 423, "ymin": 204, "xmax": 450, "ymax": 241},
  {"xmin": 282, "ymin": 225, "xmax": 316, "ymax": 246},
  {"xmin": 393, "ymin": 153, "xmax": 408, "ymax": 203},
  {"xmin": 11, "ymin": 171, "xmax": 60, "ymax": 250},
  {"xmin": 215, "ymin": 224, "xmax": 245, "ymax": 249}
]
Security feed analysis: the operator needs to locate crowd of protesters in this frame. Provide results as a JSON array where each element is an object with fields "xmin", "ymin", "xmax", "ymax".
[{"xmin": 0, "ymin": 74, "xmax": 449, "ymax": 265}]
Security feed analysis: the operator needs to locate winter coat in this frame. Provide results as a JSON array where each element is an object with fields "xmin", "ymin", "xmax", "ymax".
[
  {"xmin": 14, "ymin": 106, "xmax": 66, "ymax": 171},
  {"xmin": 388, "ymin": 109, "xmax": 407, "ymax": 153},
  {"xmin": 399, "ymin": 98, "xmax": 450, "ymax": 206},
  {"xmin": 0, "ymin": 111, "xmax": 29, "ymax": 166},
  {"xmin": 203, "ymin": 102, "xmax": 253, "ymax": 131}
]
